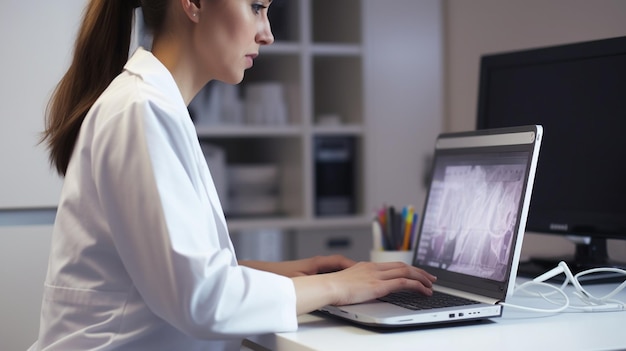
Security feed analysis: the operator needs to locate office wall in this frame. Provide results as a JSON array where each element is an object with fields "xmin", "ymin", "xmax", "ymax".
[
  {"xmin": 443, "ymin": 0, "xmax": 626, "ymax": 259},
  {"xmin": 444, "ymin": 0, "xmax": 626, "ymax": 131},
  {"xmin": 0, "ymin": 2, "xmax": 86, "ymax": 350},
  {"xmin": 0, "ymin": 226, "xmax": 52, "ymax": 351},
  {"xmin": 363, "ymin": 0, "xmax": 443, "ymax": 213},
  {"xmin": 0, "ymin": 2, "xmax": 87, "ymax": 209}
]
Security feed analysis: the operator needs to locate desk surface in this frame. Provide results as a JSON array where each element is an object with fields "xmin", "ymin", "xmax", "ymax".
[{"xmin": 246, "ymin": 279, "xmax": 626, "ymax": 351}]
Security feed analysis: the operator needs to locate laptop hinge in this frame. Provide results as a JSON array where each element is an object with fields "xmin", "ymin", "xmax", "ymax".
[{"xmin": 434, "ymin": 284, "xmax": 500, "ymax": 305}]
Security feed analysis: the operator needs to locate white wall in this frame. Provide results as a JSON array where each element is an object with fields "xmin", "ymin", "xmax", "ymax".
[
  {"xmin": 0, "ymin": 226, "xmax": 52, "ymax": 351},
  {"xmin": 363, "ymin": 0, "xmax": 443, "ymax": 214},
  {"xmin": 0, "ymin": 2, "xmax": 86, "ymax": 208},
  {"xmin": 443, "ymin": 0, "xmax": 626, "ymax": 260},
  {"xmin": 0, "ymin": 2, "xmax": 86, "ymax": 350},
  {"xmin": 444, "ymin": 0, "xmax": 626, "ymax": 132}
]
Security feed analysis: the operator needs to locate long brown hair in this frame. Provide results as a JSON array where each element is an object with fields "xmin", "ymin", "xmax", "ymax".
[{"xmin": 42, "ymin": 0, "xmax": 167, "ymax": 176}]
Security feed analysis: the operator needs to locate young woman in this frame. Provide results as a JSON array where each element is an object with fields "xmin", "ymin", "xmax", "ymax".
[{"xmin": 31, "ymin": 0, "xmax": 436, "ymax": 350}]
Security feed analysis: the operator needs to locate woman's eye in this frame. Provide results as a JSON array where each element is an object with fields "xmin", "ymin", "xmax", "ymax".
[{"xmin": 252, "ymin": 3, "xmax": 266, "ymax": 15}]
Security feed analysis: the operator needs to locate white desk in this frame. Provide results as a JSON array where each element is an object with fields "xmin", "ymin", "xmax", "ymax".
[{"xmin": 245, "ymin": 278, "xmax": 626, "ymax": 351}]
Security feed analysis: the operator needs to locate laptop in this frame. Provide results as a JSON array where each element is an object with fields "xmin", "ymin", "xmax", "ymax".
[{"xmin": 319, "ymin": 125, "xmax": 543, "ymax": 327}]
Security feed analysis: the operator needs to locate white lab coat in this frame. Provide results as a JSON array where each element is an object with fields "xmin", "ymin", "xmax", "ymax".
[{"xmin": 29, "ymin": 48, "xmax": 297, "ymax": 351}]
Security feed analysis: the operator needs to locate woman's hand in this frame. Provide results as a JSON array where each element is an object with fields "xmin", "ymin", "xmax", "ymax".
[
  {"xmin": 327, "ymin": 261, "xmax": 437, "ymax": 305},
  {"xmin": 239, "ymin": 255, "xmax": 356, "ymax": 277},
  {"xmin": 291, "ymin": 261, "xmax": 437, "ymax": 315}
]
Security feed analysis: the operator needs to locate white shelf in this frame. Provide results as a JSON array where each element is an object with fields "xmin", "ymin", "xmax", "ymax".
[
  {"xmin": 312, "ymin": 124, "xmax": 364, "ymax": 136},
  {"xmin": 260, "ymin": 42, "xmax": 302, "ymax": 55},
  {"xmin": 310, "ymin": 43, "xmax": 362, "ymax": 56},
  {"xmin": 195, "ymin": 124, "xmax": 364, "ymax": 138},
  {"xmin": 226, "ymin": 215, "xmax": 371, "ymax": 232},
  {"xmin": 195, "ymin": 125, "xmax": 303, "ymax": 138}
]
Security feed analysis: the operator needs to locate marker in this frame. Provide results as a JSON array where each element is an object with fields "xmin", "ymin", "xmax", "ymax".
[
  {"xmin": 377, "ymin": 207, "xmax": 391, "ymax": 250},
  {"xmin": 401, "ymin": 206, "xmax": 414, "ymax": 251}
]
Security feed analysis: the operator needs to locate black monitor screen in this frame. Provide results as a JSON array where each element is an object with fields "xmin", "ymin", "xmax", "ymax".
[{"xmin": 476, "ymin": 37, "xmax": 626, "ymax": 264}]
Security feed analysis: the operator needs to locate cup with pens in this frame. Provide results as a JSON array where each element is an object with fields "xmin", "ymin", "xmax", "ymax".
[{"xmin": 370, "ymin": 205, "xmax": 418, "ymax": 265}]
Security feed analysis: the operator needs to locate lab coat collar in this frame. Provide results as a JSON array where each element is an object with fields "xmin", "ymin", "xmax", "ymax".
[{"xmin": 124, "ymin": 47, "xmax": 186, "ymax": 109}]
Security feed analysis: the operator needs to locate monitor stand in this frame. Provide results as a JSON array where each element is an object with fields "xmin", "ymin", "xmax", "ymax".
[{"xmin": 517, "ymin": 236, "xmax": 626, "ymax": 284}]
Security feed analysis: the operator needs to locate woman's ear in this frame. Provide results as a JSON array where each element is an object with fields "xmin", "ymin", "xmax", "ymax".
[{"xmin": 180, "ymin": 0, "xmax": 201, "ymax": 22}]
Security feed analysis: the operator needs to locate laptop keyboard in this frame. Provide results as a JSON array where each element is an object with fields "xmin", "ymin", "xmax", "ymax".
[{"xmin": 378, "ymin": 290, "xmax": 481, "ymax": 311}]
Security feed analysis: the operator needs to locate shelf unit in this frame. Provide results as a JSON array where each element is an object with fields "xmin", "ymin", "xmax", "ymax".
[{"xmin": 190, "ymin": 0, "xmax": 369, "ymax": 232}]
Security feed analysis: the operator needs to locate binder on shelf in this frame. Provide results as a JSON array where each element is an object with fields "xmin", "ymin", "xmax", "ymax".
[{"xmin": 314, "ymin": 136, "xmax": 356, "ymax": 217}]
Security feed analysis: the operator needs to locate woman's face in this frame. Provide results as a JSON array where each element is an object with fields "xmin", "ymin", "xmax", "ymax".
[{"xmin": 194, "ymin": 0, "xmax": 274, "ymax": 84}]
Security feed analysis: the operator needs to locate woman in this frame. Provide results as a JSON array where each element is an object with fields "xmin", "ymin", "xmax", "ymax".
[{"xmin": 31, "ymin": 0, "xmax": 436, "ymax": 350}]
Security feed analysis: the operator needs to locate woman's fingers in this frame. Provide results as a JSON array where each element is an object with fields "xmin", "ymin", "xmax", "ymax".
[
  {"xmin": 368, "ymin": 261, "xmax": 437, "ymax": 287},
  {"xmin": 381, "ymin": 276, "xmax": 435, "ymax": 297}
]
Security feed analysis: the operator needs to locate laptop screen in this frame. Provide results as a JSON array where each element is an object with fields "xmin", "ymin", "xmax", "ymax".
[{"xmin": 414, "ymin": 150, "xmax": 531, "ymax": 282}]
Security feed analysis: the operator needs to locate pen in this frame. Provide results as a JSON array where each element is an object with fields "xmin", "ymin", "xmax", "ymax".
[
  {"xmin": 409, "ymin": 212, "xmax": 418, "ymax": 250},
  {"xmin": 394, "ymin": 209, "xmax": 403, "ymax": 250},
  {"xmin": 387, "ymin": 206, "xmax": 395, "ymax": 250}
]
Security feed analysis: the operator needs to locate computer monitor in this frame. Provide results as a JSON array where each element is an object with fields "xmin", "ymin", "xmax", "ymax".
[{"xmin": 475, "ymin": 36, "xmax": 626, "ymax": 278}]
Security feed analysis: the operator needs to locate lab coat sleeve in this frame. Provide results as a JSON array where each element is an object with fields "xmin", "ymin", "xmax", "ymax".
[{"xmin": 90, "ymin": 96, "xmax": 298, "ymax": 339}]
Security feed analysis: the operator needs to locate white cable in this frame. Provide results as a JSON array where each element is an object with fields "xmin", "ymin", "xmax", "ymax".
[
  {"xmin": 573, "ymin": 267, "xmax": 626, "ymax": 303},
  {"xmin": 500, "ymin": 280, "xmax": 570, "ymax": 313},
  {"xmin": 501, "ymin": 261, "xmax": 626, "ymax": 313}
]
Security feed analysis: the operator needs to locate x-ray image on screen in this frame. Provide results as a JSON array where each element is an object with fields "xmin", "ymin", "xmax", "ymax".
[{"xmin": 416, "ymin": 153, "xmax": 529, "ymax": 281}]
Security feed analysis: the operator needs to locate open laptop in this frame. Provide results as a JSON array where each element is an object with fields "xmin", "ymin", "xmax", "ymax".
[{"xmin": 319, "ymin": 125, "xmax": 543, "ymax": 327}]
